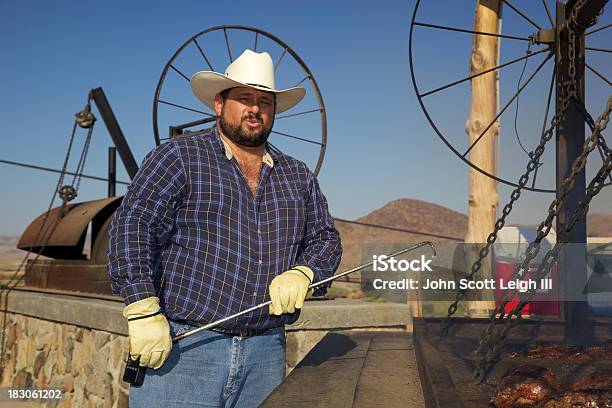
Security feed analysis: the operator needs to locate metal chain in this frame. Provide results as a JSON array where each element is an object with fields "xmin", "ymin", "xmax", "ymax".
[
  {"xmin": 0, "ymin": 97, "xmax": 97, "ymax": 365},
  {"xmin": 473, "ymin": 96, "xmax": 612, "ymax": 382},
  {"xmin": 476, "ymin": 146, "xmax": 611, "ymax": 382},
  {"xmin": 469, "ymin": 1, "xmax": 585, "ymax": 364},
  {"xmin": 440, "ymin": 53, "xmax": 563, "ymax": 336},
  {"xmin": 439, "ymin": 0, "xmax": 595, "ymax": 334}
]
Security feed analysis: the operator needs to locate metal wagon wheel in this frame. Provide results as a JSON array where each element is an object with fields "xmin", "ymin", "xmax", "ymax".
[
  {"xmin": 153, "ymin": 25, "xmax": 327, "ymax": 176},
  {"xmin": 409, "ymin": 0, "xmax": 610, "ymax": 193}
]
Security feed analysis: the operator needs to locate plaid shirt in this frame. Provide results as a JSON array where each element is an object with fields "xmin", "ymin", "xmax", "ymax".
[{"xmin": 107, "ymin": 127, "xmax": 342, "ymax": 330}]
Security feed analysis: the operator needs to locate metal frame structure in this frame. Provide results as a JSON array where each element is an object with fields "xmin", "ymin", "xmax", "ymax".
[
  {"xmin": 409, "ymin": 0, "xmax": 610, "ymax": 193},
  {"xmin": 152, "ymin": 25, "xmax": 328, "ymax": 175}
]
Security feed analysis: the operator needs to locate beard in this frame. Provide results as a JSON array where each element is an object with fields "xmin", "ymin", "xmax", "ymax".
[{"xmin": 219, "ymin": 108, "xmax": 274, "ymax": 147}]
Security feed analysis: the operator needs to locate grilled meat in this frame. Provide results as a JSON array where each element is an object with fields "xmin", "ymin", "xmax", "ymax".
[
  {"xmin": 540, "ymin": 391, "xmax": 612, "ymax": 408},
  {"xmin": 491, "ymin": 365, "xmax": 560, "ymax": 408},
  {"xmin": 567, "ymin": 370, "xmax": 612, "ymax": 393},
  {"xmin": 503, "ymin": 342, "xmax": 612, "ymax": 361}
]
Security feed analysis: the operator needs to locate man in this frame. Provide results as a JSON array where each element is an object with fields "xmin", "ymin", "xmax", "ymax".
[{"xmin": 107, "ymin": 49, "xmax": 342, "ymax": 407}]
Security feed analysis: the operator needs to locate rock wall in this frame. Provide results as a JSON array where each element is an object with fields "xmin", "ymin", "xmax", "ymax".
[{"xmin": 0, "ymin": 313, "xmax": 129, "ymax": 408}]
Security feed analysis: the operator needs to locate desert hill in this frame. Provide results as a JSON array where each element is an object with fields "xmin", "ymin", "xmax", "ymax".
[{"xmin": 334, "ymin": 199, "xmax": 612, "ymax": 272}]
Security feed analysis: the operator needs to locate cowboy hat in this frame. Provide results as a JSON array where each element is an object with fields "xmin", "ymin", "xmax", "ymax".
[{"xmin": 190, "ymin": 49, "xmax": 306, "ymax": 113}]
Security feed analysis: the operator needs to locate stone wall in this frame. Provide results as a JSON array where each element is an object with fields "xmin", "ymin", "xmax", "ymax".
[
  {"xmin": 0, "ymin": 291, "xmax": 413, "ymax": 407},
  {"xmin": 1, "ymin": 313, "xmax": 129, "ymax": 408}
]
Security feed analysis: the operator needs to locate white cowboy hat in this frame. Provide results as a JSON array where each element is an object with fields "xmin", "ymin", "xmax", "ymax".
[{"xmin": 190, "ymin": 49, "xmax": 306, "ymax": 113}]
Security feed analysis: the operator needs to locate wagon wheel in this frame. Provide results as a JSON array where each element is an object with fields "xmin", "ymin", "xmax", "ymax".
[
  {"xmin": 153, "ymin": 25, "xmax": 327, "ymax": 176},
  {"xmin": 409, "ymin": 0, "xmax": 610, "ymax": 193}
]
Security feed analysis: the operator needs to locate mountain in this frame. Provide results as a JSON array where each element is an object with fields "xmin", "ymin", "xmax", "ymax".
[
  {"xmin": 334, "ymin": 200, "xmax": 612, "ymax": 273},
  {"xmin": 587, "ymin": 213, "xmax": 612, "ymax": 237},
  {"xmin": 335, "ymin": 199, "xmax": 468, "ymax": 272}
]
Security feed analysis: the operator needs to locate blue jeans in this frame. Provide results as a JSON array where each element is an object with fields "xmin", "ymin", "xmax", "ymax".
[{"xmin": 129, "ymin": 320, "xmax": 286, "ymax": 408}]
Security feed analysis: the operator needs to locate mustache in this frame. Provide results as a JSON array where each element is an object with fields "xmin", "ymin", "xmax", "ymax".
[{"xmin": 242, "ymin": 113, "xmax": 262, "ymax": 123}]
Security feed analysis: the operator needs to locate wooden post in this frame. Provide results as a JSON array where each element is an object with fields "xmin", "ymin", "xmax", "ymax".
[{"xmin": 465, "ymin": 0, "xmax": 501, "ymax": 316}]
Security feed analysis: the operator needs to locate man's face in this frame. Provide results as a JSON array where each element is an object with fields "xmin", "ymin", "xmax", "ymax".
[{"xmin": 215, "ymin": 87, "xmax": 275, "ymax": 147}]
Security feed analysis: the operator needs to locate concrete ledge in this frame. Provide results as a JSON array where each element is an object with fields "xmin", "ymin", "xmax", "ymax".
[
  {"xmin": 4, "ymin": 288, "xmax": 127, "ymax": 335},
  {"xmin": 287, "ymin": 299, "xmax": 412, "ymax": 330},
  {"xmin": 5, "ymin": 289, "xmax": 412, "ymax": 334}
]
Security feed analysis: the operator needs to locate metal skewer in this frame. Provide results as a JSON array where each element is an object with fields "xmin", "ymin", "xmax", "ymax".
[{"xmin": 173, "ymin": 241, "xmax": 436, "ymax": 341}]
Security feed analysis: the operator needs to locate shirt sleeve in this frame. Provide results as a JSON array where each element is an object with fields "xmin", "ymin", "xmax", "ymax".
[
  {"xmin": 107, "ymin": 142, "xmax": 186, "ymax": 305},
  {"xmin": 295, "ymin": 171, "xmax": 343, "ymax": 296}
]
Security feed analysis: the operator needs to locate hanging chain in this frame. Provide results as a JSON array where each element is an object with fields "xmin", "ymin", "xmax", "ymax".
[
  {"xmin": 57, "ymin": 98, "xmax": 96, "ymax": 206},
  {"xmin": 0, "ymin": 95, "xmax": 97, "ymax": 365},
  {"xmin": 473, "ymin": 96, "xmax": 612, "ymax": 382},
  {"xmin": 440, "ymin": 91, "xmax": 562, "ymax": 335},
  {"xmin": 437, "ymin": 2, "xmax": 598, "ymax": 336}
]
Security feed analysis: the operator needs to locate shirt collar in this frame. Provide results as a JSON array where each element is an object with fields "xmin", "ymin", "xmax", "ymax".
[{"xmin": 215, "ymin": 127, "xmax": 274, "ymax": 168}]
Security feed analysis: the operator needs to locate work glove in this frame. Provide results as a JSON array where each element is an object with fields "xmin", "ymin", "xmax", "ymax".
[
  {"xmin": 269, "ymin": 266, "xmax": 314, "ymax": 315},
  {"xmin": 123, "ymin": 296, "xmax": 173, "ymax": 370}
]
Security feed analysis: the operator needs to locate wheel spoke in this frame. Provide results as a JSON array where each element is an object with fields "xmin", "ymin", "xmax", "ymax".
[
  {"xmin": 595, "ymin": 143, "xmax": 612, "ymax": 184},
  {"xmin": 463, "ymin": 53, "xmax": 553, "ymax": 157},
  {"xmin": 542, "ymin": 0, "xmax": 554, "ymax": 27},
  {"xmin": 271, "ymin": 130, "xmax": 324, "ymax": 146},
  {"xmin": 420, "ymin": 48, "xmax": 548, "ymax": 98},
  {"xmin": 170, "ymin": 64, "xmax": 190, "ymax": 82},
  {"xmin": 276, "ymin": 108, "xmax": 323, "ymax": 120},
  {"xmin": 502, "ymin": 0, "xmax": 541, "ymax": 30},
  {"xmin": 586, "ymin": 22, "xmax": 612, "ymax": 36},
  {"xmin": 586, "ymin": 63, "xmax": 612, "ymax": 86},
  {"xmin": 223, "ymin": 28, "xmax": 233, "ymax": 62},
  {"xmin": 193, "ymin": 38, "xmax": 215, "ymax": 71},
  {"xmin": 158, "ymin": 99, "xmax": 215, "ymax": 116},
  {"xmin": 585, "ymin": 46, "xmax": 612, "ymax": 54},
  {"xmin": 413, "ymin": 21, "xmax": 532, "ymax": 41},
  {"xmin": 293, "ymin": 75, "xmax": 310, "ymax": 87},
  {"xmin": 274, "ymin": 48, "xmax": 288, "ymax": 73},
  {"xmin": 532, "ymin": 68, "xmax": 556, "ymax": 189}
]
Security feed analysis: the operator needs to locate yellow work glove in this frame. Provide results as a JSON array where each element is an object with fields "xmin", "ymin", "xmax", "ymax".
[
  {"xmin": 123, "ymin": 296, "xmax": 173, "ymax": 370},
  {"xmin": 269, "ymin": 266, "xmax": 314, "ymax": 315}
]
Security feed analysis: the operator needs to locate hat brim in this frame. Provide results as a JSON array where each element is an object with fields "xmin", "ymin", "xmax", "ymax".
[{"xmin": 190, "ymin": 71, "xmax": 306, "ymax": 114}]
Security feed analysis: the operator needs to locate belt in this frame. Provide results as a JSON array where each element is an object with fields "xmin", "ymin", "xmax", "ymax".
[{"xmin": 208, "ymin": 326, "xmax": 270, "ymax": 339}]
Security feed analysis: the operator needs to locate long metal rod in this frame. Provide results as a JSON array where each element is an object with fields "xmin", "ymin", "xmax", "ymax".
[
  {"xmin": 420, "ymin": 49, "xmax": 548, "ymax": 98},
  {"xmin": 0, "ymin": 158, "xmax": 130, "ymax": 185},
  {"xmin": 586, "ymin": 22, "xmax": 612, "ymax": 36},
  {"xmin": 223, "ymin": 28, "xmax": 233, "ymax": 62},
  {"xmin": 276, "ymin": 108, "xmax": 323, "ymax": 120},
  {"xmin": 173, "ymin": 241, "xmax": 436, "ymax": 341},
  {"xmin": 169, "ymin": 64, "xmax": 190, "ymax": 82},
  {"xmin": 271, "ymin": 130, "xmax": 324, "ymax": 146},
  {"xmin": 413, "ymin": 21, "xmax": 532, "ymax": 41},
  {"xmin": 192, "ymin": 38, "xmax": 214, "ymax": 71},
  {"xmin": 532, "ymin": 68, "xmax": 556, "ymax": 188},
  {"xmin": 463, "ymin": 52, "xmax": 553, "ymax": 157},
  {"xmin": 501, "ymin": 0, "xmax": 541, "ymax": 30},
  {"xmin": 586, "ymin": 63, "xmax": 612, "ymax": 86},
  {"xmin": 274, "ymin": 48, "xmax": 288, "ymax": 73},
  {"xmin": 542, "ymin": 0, "xmax": 554, "ymax": 27},
  {"xmin": 585, "ymin": 46, "xmax": 612, "ymax": 54},
  {"xmin": 158, "ymin": 99, "xmax": 215, "ymax": 116},
  {"xmin": 90, "ymin": 87, "xmax": 139, "ymax": 180}
]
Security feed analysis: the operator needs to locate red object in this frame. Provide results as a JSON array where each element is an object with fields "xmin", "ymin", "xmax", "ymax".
[{"xmin": 494, "ymin": 261, "xmax": 559, "ymax": 317}]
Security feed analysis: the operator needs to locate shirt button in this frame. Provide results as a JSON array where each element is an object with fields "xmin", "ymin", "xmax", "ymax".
[
  {"xmin": 257, "ymin": 229, "xmax": 261, "ymax": 234},
  {"xmin": 258, "ymin": 260, "xmax": 262, "ymax": 265},
  {"xmin": 252, "ymin": 291, "xmax": 257, "ymax": 296}
]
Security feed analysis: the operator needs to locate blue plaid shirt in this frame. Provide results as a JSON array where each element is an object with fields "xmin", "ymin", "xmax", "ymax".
[{"xmin": 107, "ymin": 127, "xmax": 342, "ymax": 330}]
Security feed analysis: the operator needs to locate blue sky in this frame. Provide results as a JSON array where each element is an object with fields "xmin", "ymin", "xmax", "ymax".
[{"xmin": 0, "ymin": 1, "xmax": 610, "ymax": 236}]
